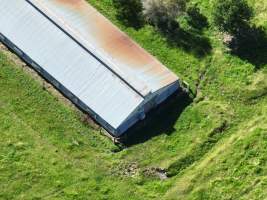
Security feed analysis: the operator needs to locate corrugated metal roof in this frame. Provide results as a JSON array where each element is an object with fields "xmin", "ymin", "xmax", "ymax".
[
  {"xmin": 0, "ymin": 0, "xmax": 144, "ymax": 129},
  {"xmin": 0, "ymin": 0, "xmax": 180, "ymax": 134},
  {"xmin": 30, "ymin": 0, "xmax": 179, "ymax": 97}
]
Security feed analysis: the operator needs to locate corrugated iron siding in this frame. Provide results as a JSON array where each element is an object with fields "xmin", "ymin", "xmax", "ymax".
[{"xmin": 0, "ymin": 0, "xmax": 144, "ymax": 130}]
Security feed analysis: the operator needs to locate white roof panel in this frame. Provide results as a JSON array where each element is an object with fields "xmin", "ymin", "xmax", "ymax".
[
  {"xmin": 0, "ymin": 0, "xmax": 144, "ymax": 128},
  {"xmin": 30, "ymin": 0, "xmax": 179, "ymax": 96}
]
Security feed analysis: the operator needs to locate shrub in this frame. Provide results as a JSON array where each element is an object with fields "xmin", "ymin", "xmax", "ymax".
[
  {"xmin": 144, "ymin": 0, "xmax": 186, "ymax": 34},
  {"xmin": 186, "ymin": 5, "xmax": 208, "ymax": 30},
  {"xmin": 212, "ymin": 0, "xmax": 253, "ymax": 35},
  {"xmin": 112, "ymin": 0, "xmax": 144, "ymax": 28}
]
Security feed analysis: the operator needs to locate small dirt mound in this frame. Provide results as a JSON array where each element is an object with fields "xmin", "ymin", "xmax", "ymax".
[{"xmin": 143, "ymin": 167, "xmax": 168, "ymax": 180}]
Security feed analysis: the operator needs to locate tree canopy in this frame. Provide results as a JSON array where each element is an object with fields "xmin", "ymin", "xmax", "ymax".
[{"xmin": 212, "ymin": 0, "xmax": 253, "ymax": 35}]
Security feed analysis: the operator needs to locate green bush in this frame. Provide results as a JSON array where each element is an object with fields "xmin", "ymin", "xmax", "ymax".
[
  {"xmin": 212, "ymin": 0, "xmax": 253, "ymax": 35},
  {"xmin": 112, "ymin": 0, "xmax": 144, "ymax": 28},
  {"xmin": 186, "ymin": 5, "xmax": 208, "ymax": 30},
  {"xmin": 144, "ymin": 0, "xmax": 186, "ymax": 34}
]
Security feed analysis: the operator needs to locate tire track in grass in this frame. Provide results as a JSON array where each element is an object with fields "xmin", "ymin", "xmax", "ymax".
[
  {"xmin": 166, "ymin": 120, "xmax": 228, "ymax": 177},
  {"xmin": 164, "ymin": 113, "xmax": 267, "ymax": 199}
]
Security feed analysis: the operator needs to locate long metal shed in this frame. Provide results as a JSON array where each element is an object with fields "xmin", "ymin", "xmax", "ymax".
[{"xmin": 0, "ymin": 0, "xmax": 180, "ymax": 137}]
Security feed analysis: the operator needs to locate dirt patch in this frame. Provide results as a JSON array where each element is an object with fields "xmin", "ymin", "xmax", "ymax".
[
  {"xmin": 143, "ymin": 167, "xmax": 168, "ymax": 180},
  {"xmin": 208, "ymin": 120, "xmax": 228, "ymax": 137},
  {"xmin": 115, "ymin": 162, "xmax": 140, "ymax": 177},
  {"xmin": 223, "ymin": 33, "xmax": 234, "ymax": 45},
  {"xmin": 81, "ymin": 114, "xmax": 100, "ymax": 130}
]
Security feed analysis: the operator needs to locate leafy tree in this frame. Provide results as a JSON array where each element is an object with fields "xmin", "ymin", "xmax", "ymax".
[
  {"xmin": 144, "ymin": 0, "xmax": 187, "ymax": 34},
  {"xmin": 112, "ymin": 0, "xmax": 144, "ymax": 28},
  {"xmin": 212, "ymin": 0, "xmax": 253, "ymax": 35},
  {"xmin": 186, "ymin": 5, "xmax": 208, "ymax": 30}
]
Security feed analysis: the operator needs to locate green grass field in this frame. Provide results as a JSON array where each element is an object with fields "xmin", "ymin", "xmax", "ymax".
[{"xmin": 0, "ymin": 0, "xmax": 267, "ymax": 199}]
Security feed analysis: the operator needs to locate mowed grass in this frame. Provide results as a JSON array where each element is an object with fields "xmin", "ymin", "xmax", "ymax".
[{"xmin": 0, "ymin": 0, "xmax": 267, "ymax": 199}]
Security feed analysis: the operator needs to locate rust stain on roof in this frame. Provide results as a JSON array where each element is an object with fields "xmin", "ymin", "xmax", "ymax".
[
  {"xmin": 43, "ymin": 0, "xmax": 178, "ymax": 91},
  {"xmin": 55, "ymin": 0, "xmax": 83, "ymax": 7}
]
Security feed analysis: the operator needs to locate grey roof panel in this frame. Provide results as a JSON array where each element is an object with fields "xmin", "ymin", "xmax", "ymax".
[
  {"xmin": 0, "ymin": 0, "xmax": 180, "ymax": 135},
  {"xmin": 0, "ymin": 0, "xmax": 143, "ymax": 129},
  {"xmin": 31, "ymin": 0, "xmax": 179, "ymax": 96}
]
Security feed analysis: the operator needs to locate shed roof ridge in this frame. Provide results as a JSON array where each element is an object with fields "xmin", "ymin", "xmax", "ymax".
[{"xmin": 26, "ymin": 0, "xmax": 149, "ymax": 98}]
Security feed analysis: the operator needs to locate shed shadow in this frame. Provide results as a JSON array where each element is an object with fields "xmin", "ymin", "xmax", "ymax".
[{"xmin": 120, "ymin": 89, "xmax": 192, "ymax": 147}]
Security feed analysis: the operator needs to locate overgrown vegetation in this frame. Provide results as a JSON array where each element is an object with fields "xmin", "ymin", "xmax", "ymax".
[
  {"xmin": 0, "ymin": 0, "xmax": 266, "ymax": 199},
  {"xmin": 112, "ymin": 0, "xmax": 144, "ymax": 28},
  {"xmin": 212, "ymin": 0, "xmax": 267, "ymax": 68},
  {"xmin": 143, "ymin": 0, "xmax": 186, "ymax": 33},
  {"xmin": 212, "ymin": 0, "xmax": 253, "ymax": 35}
]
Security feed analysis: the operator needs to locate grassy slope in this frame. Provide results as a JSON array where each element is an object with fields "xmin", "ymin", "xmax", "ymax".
[
  {"xmin": 0, "ymin": 0, "xmax": 266, "ymax": 199},
  {"xmin": 0, "ymin": 53, "xmax": 143, "ymax": 200}
]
